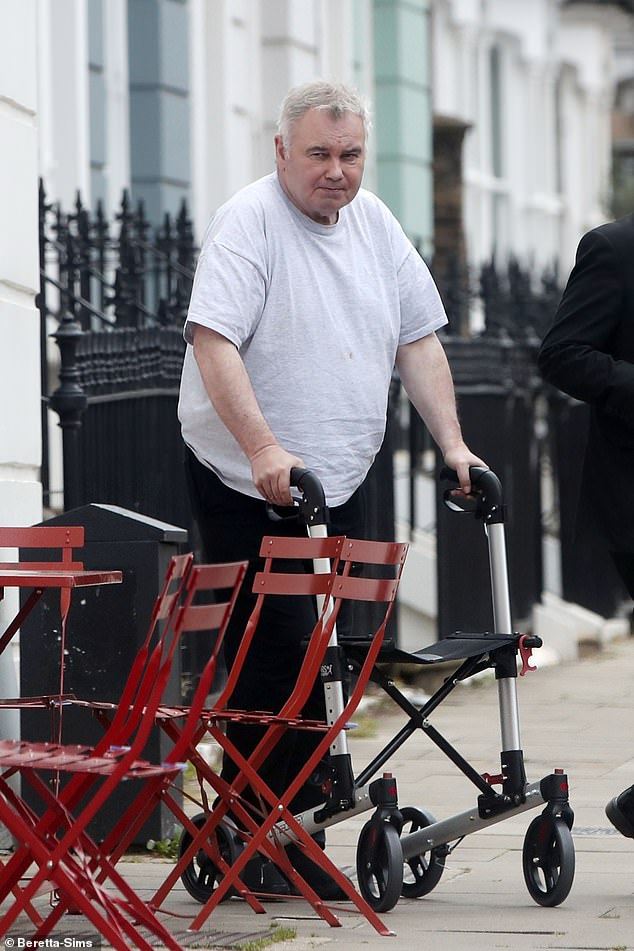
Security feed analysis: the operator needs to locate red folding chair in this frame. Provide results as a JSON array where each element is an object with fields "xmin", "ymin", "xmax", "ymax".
[
  {"xmin": 151, "ymin": 536, "xmax": 408, "ymax": 936},
  {"xmin": 30, "ymin": 558, "xmax": 250, "ymax": 931},
  {"xmin": 147, "ymin": 534, "xmax": 345, "ymax": 912},
  {"xmin": 0, "ymin": 552, "xmax": 194, "ymax": 949}
]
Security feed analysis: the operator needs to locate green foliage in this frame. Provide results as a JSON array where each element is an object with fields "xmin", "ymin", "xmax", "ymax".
[
  {"xmin": 145, "ymin": 834, "xmax": 180, "ymax": 861},
  {"xmin": 189, "ymin": 925, "xmax": 297, "ymax": 950},
  {"xmin": 235, "ymin": 927, "xmax": 297, "ymax": 951}
]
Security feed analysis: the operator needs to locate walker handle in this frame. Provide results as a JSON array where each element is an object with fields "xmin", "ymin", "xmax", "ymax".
[
  {"xmin": 289, "ymin": 467, "xmax": 329, "ymax": 528},
  {"xmin": 265, "ymin": 468, "xmax": 328, "ymax": 527},
  {"xmin": 440, "ymin": 465, "xmax": 505, "ymax": 525}
]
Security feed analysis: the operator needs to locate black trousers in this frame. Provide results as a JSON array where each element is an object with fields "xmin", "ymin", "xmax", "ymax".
[{"xmin": 184, "ymin": 447, "xmax": 366, "ymax": 815}]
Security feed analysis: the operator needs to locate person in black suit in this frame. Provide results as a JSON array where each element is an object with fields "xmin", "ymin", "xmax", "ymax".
[{"xmin": 537, "ymin": 213, "xmax": 634, "ymax": 840}]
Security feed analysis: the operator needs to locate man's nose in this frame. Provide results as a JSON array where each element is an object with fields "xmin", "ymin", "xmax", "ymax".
[{"xmin": 325, "ymin": 157, "xmax": 344, "ymax": 179}]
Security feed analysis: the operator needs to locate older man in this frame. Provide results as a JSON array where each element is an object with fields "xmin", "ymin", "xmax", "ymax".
[{"xmin": 178, "ymin": 79, "xmax": 484, "ymax": 897}]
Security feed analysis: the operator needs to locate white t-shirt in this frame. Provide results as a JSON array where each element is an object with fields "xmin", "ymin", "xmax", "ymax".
[{"xmin": 178, "ymin": 172, "xmax": 448, "ymax": 506}]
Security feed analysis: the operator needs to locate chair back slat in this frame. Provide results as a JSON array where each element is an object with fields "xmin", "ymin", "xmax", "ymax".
[
  {"xmin": 175, "ymin": 602, "xmax": 233, "ymax": 633},
  {"xmin": 0, "ymin": 561, "xmax": 85, "ymax": 572},
  {"xmin": 0, "ymin": 527, "xmax": 85, "ymax": 549},
  {"xmin": 259, "ymin": 535, "xmax": 344, "ymax": 560},
  {"xmin": 251, "ymin": 571, "xmax": 336, "ymax": 597},
  {"xmin": 0, "ymin": 526, "xmax": 85, "ymax": 570},
  {"xmin": 192, "ymin": 562, "xmax": 248, "ymax": 589},
  {"xmin": 330, "ymin": 575, "xmax": 400, "ymax": 603},
  {"xmin": 340, "ymin": 538, "xmax": 409, "ymax": 567}
]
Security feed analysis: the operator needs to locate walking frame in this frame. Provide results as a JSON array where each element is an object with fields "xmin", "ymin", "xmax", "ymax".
[{"xmin": 345, "ymin": 466, "xmax": 575, "ymax": 909}]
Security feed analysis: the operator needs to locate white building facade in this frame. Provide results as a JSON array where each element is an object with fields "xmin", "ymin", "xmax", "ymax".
[
  {"xmin": 430, "ymin": 0, "xmax": 621, "ymax": 271},
  {"xmin": 0, "ymin": 0, "xmax": 41, "ymax": 722}
]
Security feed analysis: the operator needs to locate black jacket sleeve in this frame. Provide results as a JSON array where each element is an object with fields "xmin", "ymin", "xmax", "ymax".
[{"xmin": 537, "ymin": 227, "xmax": 634, "ymax": 425}]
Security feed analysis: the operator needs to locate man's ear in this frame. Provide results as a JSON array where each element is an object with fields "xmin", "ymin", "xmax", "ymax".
[{"xmin": 274, "ymin": 135, "xmax": 286, "ymax": 162}]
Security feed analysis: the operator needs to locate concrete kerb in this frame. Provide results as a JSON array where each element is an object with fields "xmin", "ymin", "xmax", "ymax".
[{"xmin": 533, "ymin": 591, "xmax": 631, "ymax": 662}]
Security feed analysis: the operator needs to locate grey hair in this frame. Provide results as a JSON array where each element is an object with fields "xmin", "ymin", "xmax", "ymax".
[{"xmin": 277, "ymin": 80, "xmax": 372, "ymax": 150}]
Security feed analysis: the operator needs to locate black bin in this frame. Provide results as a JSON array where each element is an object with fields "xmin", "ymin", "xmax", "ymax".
[{"xmin": 20, "ymin": 504, "xmax": 188, "ymax": 843}]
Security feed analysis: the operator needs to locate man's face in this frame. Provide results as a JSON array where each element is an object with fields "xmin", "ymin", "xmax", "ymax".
[{"xmin": 275, "ymin": 108, "xmax": 366, "ymax": 225}]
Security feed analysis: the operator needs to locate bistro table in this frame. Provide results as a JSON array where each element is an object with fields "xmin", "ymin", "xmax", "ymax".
[{"xmin": 0, "ymin": 565, "xmax": 123, "ymax": 739}]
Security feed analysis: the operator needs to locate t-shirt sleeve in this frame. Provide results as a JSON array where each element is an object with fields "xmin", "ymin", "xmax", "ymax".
[
  {"xmin": 397, "ymin": 245, "xmax": 449, "ymax": 345},
  {"xmin": 372, "ymin": 202, "xmax": 448, "ymax": 344},
  {"xmin": 184, "ymin": 240, "xmax": 266, "ymax": 347}
]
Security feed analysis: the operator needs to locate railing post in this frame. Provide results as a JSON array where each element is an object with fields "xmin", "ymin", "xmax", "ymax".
[
  {"xmin": 49, "ymin": 308, "xmax": 87, "ymax": 511},
  {"xmin": 38, "ymin": 180, "xmax": 51, "ymax": 508}
]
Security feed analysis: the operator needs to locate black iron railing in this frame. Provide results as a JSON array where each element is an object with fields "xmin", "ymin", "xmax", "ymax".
[{"xmin": 38, "ymin": 181, "xmax": 195, "ymax": 523}]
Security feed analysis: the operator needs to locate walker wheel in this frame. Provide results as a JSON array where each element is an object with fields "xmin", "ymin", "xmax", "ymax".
[
  {"xmin": 522, "ymin": 814, "xmax": 575, "ymax": 906},
  {"xmin": 356, "ymin": 818, "xmax": 403, "ymax": 912},
  {"xmin": 179, "ymin": 813, "xmax": 240, "ymax": 903},
  {"xmin": 399, "ymin": 806, "xmax": 445, "ymax": 898}
]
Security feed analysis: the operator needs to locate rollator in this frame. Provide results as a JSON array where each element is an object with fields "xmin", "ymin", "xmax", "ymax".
[
  {"xmin": 344, "ymin": 466, "xmax": 575, "ymax": 909},
  {"xmin": 178, "ymin": 466, "xmax": 575, "ymax": 921}
]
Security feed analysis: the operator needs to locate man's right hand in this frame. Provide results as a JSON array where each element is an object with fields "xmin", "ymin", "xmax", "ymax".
[{"xmin": 250, "ymin": 444, "xmax": 305, "ymax": 506}]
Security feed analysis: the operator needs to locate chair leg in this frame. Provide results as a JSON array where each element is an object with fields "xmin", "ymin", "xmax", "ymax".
[
  {"xmin": 0, "ymin": 857, "xmax": 46, "ymax": 929},
  {"xmin": 185, "ymin": 630, "xmax": 394, "ymax": 934},
  {"xmin": 0, "ymin": 784, "xmax": 186, "ymax": 951},
  {"xmin": 157, "ymin": 721, "xmax": 393, "ymax": 936}
]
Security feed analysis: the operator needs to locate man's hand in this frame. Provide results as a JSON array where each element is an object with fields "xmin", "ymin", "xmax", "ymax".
[
  {"xmin": 250, "ymin": 445, "xmax": 305, "ymax": 506},
  {"xmin": 443, "ymin": 445, "xmax": 488, "ymax": 497}
]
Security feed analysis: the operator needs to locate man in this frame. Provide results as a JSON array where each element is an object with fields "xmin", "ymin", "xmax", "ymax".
[
  {"xmin": 178, "ymin": 80, "xmax": 484, "ymax": 896},
  {"xmin": 537, "ymin": 213, "xmax": 634, "ymax": 842}
]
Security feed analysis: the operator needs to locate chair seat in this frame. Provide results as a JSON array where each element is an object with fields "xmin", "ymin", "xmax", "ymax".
[
  {"xmin": 0, "ymin": 739, "xmax": 184, "ymax": 779},
  {"xmin": 0, "ymin": 694, "xmax": 77, "ymax": 708},
  {"xmin": 156, "ymin": 704, "xmax": 331, "ymax": 732}
]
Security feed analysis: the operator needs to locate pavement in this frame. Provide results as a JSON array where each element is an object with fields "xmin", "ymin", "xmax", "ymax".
[{"xmin": 3, "ymin": 632, "xmax": 634, "ymax": 951}]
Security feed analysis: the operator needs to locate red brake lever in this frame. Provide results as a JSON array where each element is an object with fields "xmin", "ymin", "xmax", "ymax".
[{"xmin": 519, "ymin": 634, "xmax": 539, "ymax": 676}]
